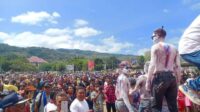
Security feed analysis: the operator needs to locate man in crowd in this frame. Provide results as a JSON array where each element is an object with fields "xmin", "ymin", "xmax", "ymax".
[
  {"xmin": 133, "ymin": 61, "xmax": 152, "ymax": 112},
  {"xmin": 104, "ymin": 77, "xmax": 116, "ymax": 112},
  {"xmin": 79, "ymin": 75, "xmax": 90, "ymax": 88},
  {"xmin": 70, "ymin": 86, "xmax": 90, "ymax": 112},
  {"xmin": 146, "ymin": 27, "xmax": 181, "ymax": 112},
  {"xmin": 3, "ymin": 80, "xmax": 18, "ymax": 92},
  {"xmin": 55, "ymin": 91, "xmax": 68, "ymax": 112},
  {"xmin": 115, "ymin": 68, "xmax": 134, "ymax": 112}
]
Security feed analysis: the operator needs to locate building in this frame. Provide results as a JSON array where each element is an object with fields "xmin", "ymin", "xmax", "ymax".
[{"xmin": 27, "ymin": 56, "xmax": 47, "ymax": 66}]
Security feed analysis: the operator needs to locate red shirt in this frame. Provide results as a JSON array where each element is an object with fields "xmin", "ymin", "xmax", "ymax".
[{"xmin": 104, "ymin": 85, "xmax": 116, "ymax": 103}]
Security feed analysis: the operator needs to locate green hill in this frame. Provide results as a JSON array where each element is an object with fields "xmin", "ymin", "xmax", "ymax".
[{"xmin": 0, "ymin": 44, "xmax": 135, "ymax": 61}]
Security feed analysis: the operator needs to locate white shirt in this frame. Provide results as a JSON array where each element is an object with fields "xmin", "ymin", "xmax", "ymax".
[
  {"xmin": 70, "ymin": 99, "xmax": 89, "ymax": 112},
  {"xmin": 44, "ymin": 102, "xmax": 57, "ymax": 112},
  {"xmin": 179, "ymin": 15, "xmax": 200, "ymax": 54}
]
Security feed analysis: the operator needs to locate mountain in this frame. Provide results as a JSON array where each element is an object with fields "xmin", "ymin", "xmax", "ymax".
[{"xmin": 0, "ymin": 44, "xmax": 135, "ymax": 61}]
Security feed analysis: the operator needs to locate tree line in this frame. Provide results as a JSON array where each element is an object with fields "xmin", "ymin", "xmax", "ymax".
[{"xmin": 0, "ymin": 55, "xmax": 121, "ymax": 72}]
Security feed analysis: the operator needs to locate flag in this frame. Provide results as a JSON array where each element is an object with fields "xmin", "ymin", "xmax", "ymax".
[{"xmin": 88, "ymin": 60, "xmax": 95, "ymax": 71}]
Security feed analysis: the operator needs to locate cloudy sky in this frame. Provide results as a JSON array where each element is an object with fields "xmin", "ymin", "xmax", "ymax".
[{"xmin": 0, "ymin": 0, "xmax": 199, "ymax": 55}]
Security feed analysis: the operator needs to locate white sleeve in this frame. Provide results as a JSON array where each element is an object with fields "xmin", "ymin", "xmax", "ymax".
[
  {"xmin": 70, "ymin": 102, "xmax": 79, "ymax": 112},
  {"xmin": 44, "ymin": 105, "xmax": 47, "ymax": 112},
  {"xmin": 179, "ymin": 15, "xmax": 200, "ymax": 54}
]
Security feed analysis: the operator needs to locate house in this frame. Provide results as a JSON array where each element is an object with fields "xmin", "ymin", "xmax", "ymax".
[{"xmin": 27, "ymin": 56, "xmax": 47, "ymax": 66}]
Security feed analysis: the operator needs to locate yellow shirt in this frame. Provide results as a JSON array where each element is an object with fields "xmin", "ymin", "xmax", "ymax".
[{"xmin": 4, "ymin": 84, "xmax": 18, "ymax": 92}]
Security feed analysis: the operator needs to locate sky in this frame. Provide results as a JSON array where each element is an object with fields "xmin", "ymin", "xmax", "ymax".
[{"xmin": 0, "ymin": 0, "xmax": 200, "ymax": 55}]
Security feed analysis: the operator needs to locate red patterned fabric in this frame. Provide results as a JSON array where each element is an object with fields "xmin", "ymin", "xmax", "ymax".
[{"xmin": 104, "ymin": 85, "xmax": 116, "ymax": 103}]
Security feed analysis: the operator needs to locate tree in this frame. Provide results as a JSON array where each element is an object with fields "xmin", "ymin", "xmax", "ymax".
[
  {"xmin": 0, "ymin": 56, "xmax": 6, "ymax": 72},
  {"xmin": 67, "ymin": 57, "xmax": 88, "ymax": 71},
  {"xmin": 94, "ymin": 58, "xmax": 104, "ymax": 71},
  {"xmin": 136, "ymin": 56, "xmax": 145, "ymax": 67},
  {"xmin": 6, "ymin": 57, "xmax": 37, "ymax": 72},
  {"xmin": 0, "ymin": 56, "xmax": 37, "ymax": 72},
  {"xmin": 1, "ymin": 61, "xmax": 11, "ymax": 72},
  {"xmin": 52, "ymin": 62, "xmax": 66, "ymax": 72},
  {"xmin": 39, "ymin": 63, "xmax": 52, "ymax": 72},
  {"xmin": 144, "ymin": 50, "xmax": 151, "ymax": 61},
  {"xmin": 104, "ymin": 56, "xmax": 120, "ymax": 69}
]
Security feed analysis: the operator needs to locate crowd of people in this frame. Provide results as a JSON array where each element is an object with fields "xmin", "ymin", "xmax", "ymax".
[{"xmin": 0, "ymin": 65, "xmax": 198, "ymax": 112}]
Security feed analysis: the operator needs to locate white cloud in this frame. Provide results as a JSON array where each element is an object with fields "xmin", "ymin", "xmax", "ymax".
[
  {"xmin": 74, "ymin": 19, "xmax": 89, "ymax": 27},
  {"xmin": 11, "ymin": 11, "xmax": 60, "ymax": 25},
  {"xmin": 137, "ymin": 48, "xmax": 150, "ymax": 55},
  {"xmin": 44, "ymin": 28, "xmax": 72, "ymax": 36},
  {"xmin": 163, "ymin": 9, "xmax": 169, "ymax": 13},
  {"xmin": 100, "ymin": 36, "xmax": 134, "ymax": 53},
  {"xmin": 1, "ymin": 31, "xmax": 72, "ymax": 48},
  {"xmin": 74, "ymin": 27, "xmax": 101, "ymax": 38},
  {"xmin": 0, "ymin": 29, "xmax": 133, "ymax": 54},
  {"xmin": 52, "ymin": 12, "xmax": 60, "ymax": 17},
  {"xmin": 0, "ymin": 32, "xmax": 10, "ymax": 40}
]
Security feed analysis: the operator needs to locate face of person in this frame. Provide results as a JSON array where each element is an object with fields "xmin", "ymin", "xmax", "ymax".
[
  {"xmin": 36, "ymin": 79, "xmax": 40, "ymax": 83},
  {"xmin": 152, "ymin": 33, "xmax": 160, "ymax": 44},
  {"xmin": 44, "ymin": 86, "xmax": 51, "ymax": 94},
  {"xmin": 56, "ymin": 96, "xmax": 68, "ymax": 109},
  {"xmin": 107, "ymin": 78, "xmax": 112, "ymax": 85},
  {"xmin": 68, "ymin": 86, "xmax": 73, "ymax": 94},
  {"xmin": 95, "ymin": 85, "xmax": 100, "ymax": 91},
  {"xmin": 89, "ymin": 85, "xmax": 94, "ymax": 91},
  {"xmin": 76, "ymin": 89, "xmax": 85, "ymax": 101},
  {"xmin": 82, "ymin": 75, "xmax": 88, "ymax": 81}
]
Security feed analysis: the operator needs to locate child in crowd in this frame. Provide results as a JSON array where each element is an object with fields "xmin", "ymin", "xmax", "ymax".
[{"xmin": 91, "ymin": 84, "xmax": 104, "ymax": 112}]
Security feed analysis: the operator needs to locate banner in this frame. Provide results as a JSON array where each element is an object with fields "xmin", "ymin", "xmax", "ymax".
[
  {"xmin": 66, "ymin": 65, "xmax": 74, "ymax": 71},
  {"xmin": 88, "ymin": 60, "xmax": 95, "ymax": 71}
]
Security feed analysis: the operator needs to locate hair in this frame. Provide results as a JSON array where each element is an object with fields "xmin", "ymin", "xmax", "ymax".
[
  {"xmin": 10, "ymin": 80, "xmax": 16, "ymax": 85},
  {"xmin": 56, "ymin": 91, "xmax": 67, "ymax": 99},
  {"xmin": 129, "ymin": 78, "xmax": 136, "ymax": 87},
  {"xmin": 50, "ymin": 92, "xmax": 56, "ymax": 100},
  {"xmin": 154, "ymin": 26, "xmax": 167, "ymax": 38},
  {"xmin": 76, "ymin": 86, "xmax": 85, "ymax": 93}
]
